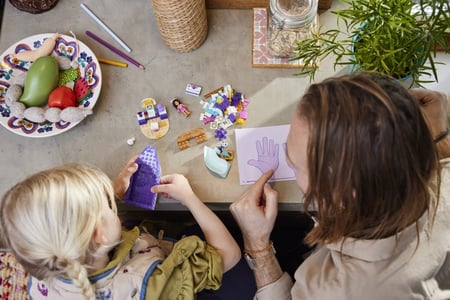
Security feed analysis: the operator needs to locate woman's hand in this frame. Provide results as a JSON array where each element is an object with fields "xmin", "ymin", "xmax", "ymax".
[
  {"xmin": 151, "ymin": 174, "xmax": 198, "ymax": 206},
  {"xmin": 230, "ymin": 170, "xmax": 278, "ymax": 251},
  {"xmin": 113, "ymin": 156, "xmax": 138, "ymax": 200}
]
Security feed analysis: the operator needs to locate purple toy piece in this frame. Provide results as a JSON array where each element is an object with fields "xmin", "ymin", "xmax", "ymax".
[
  {"xmin": 231, "ymin": 92, "xmax": 241, "ymax": 106},
  {"xmin": 214, "ymin": 128, "xmax": 227, "ymax": 141},
  {"xmin": 136, "ymin": 111, "xmax": 147, "ymax": 125},
  {"xmin": 214, "ymin": 98, "xmax": 229, "ymax": 112},
  {"xmin": 124, "ymin": 145, "xmax": 161, "ymax": 210},
  {"xmin": 157, "ymin": 103, "xmax": 168, "ymax": 119},
  {"xmin": 239, "ymin": 110, "xmax": 248, "ymax": 119}
]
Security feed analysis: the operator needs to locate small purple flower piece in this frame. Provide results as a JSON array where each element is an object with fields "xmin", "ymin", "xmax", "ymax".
[{"xmin": 214, "ymin": 128, "xmax": 227, "ymax": 141}]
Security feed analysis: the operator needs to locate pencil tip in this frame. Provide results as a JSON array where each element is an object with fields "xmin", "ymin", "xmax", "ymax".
[{"xmin": 139, "ymin": 65, "xmax": 145, "ymax": 70}]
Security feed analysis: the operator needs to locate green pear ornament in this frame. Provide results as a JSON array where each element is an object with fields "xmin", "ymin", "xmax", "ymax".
[{"xmin": 19, "ymin": 56, "xmax": 59, "ymax": 107}]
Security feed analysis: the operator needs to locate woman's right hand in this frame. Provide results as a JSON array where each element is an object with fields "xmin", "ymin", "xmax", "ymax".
[{"xmin": 230, "ymin": 170, "xmax": 278, "ymax": 252}]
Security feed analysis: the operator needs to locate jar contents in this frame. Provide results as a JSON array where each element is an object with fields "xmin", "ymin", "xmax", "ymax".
[{"xmin": 267, "ymin": 0, "xmax": 318, "ymax": 57}]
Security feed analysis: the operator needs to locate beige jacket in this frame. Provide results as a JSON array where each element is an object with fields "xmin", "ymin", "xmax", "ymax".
[{"xmin": 256, "ymin": 158, "xmax": 450, "ymax": 300}]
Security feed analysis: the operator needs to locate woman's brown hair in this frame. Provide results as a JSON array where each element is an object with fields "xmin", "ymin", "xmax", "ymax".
[{"xmin": 299, "ymin": 73, "xmax": 440, "ymax": 246}]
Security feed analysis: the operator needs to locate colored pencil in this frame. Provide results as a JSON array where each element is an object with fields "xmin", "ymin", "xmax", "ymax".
[
  {"xmin": 86, "ymin": 30, "xmax": 145, "ymax": 70},
  {"xmin": 98, "ymin": 58, "xmax": 128, "ymax": 68},
  {"xmin": 80, "ymin": 3, "xmax": 132, "ymax": 53}
]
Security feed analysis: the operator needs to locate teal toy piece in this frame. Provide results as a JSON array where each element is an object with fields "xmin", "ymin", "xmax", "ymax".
[{"xmin": 203, "ymin": 146, "xmax": 231, "ymax": 179}]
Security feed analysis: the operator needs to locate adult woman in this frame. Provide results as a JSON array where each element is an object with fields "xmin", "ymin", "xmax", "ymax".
[{"xmin": 231, "ymin": 73, "xmax": 450, "ymax": 299}]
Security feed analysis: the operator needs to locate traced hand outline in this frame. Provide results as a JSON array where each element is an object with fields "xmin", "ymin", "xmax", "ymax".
[{"xmin": 247, "ymin": 136, "xmax": 279, "ymax": 174}]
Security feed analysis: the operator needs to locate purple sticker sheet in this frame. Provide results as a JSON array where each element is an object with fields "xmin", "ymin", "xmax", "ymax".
[{"xmin": 124, "ymin": 145, "xmax": 161, "ymax": 210}]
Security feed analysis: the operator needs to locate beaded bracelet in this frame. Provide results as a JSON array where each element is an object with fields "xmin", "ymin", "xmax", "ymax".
[{"xmin": 434, "ymin": 128, "xmax": 449, "ymax": 143}]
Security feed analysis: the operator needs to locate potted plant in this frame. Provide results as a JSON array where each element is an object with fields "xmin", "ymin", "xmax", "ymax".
[{"xmin": 291, "ymin": 0, "xmax": 450, "ymax": 87}]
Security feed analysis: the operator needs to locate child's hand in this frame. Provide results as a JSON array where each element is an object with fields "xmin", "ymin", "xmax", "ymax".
[
  {"xmin": 113, "ymin": 155, "xmax": 139, "ymax": 200},
  {"xmin": 151, "ymin": 174, "xmax": 198, "ymax": 206}
]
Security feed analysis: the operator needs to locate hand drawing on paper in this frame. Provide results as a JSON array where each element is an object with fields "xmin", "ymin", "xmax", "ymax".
[
  {"xmin": 235, "ymin": 125, "xmax": 296, "ymax": 185},
  {"xmin": 247, "ymin": 136, "xmax": 280, "ymax": 173}
]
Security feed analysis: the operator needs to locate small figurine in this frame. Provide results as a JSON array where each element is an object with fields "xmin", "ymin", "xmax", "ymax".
[
  {"xmin": 171, "ymin": 98, "xmax": 191, "ymax": 117},
  {"xmin": 216, "ymin": 140, "xmax": 234, "ymax": 161}
]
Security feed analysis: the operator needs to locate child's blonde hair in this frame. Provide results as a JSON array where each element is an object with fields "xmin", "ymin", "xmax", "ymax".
[{"xmin": 0, "ymin": 164, "xmax": 115, "ymax": 300}]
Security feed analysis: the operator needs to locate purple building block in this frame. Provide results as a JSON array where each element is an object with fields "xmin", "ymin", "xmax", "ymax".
[
  {"xmin": 136, "ymin": 111, "xmax": 147, "ymax": 125},
  {"xmin": 202, "ymin": 115, "xmax": 216, "ymax": 124},
  {"xmin": 228, "ymin": 113, "xmax": 236, "ymax": 123},
  {"xmin": 157, "ymin": 103, "xmax": 168, "ymax": 119},
  {"xmin": 124, "ymin": 145, "xmax": 161, "ymax": 210},
  {"xmin": 215, "ymin": 97, "xmax": 229, "ymax": 112},
  {"xmin": 231, "ymin": 92, "xmax": 241, "ymax": 106}
]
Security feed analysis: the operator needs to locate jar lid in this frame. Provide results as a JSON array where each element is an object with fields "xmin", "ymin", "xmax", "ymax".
[{"xmin": 270, "ymin": 0, "xmax": 318, "ymax": 28}]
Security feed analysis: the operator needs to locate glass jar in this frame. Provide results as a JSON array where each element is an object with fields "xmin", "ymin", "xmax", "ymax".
[{"xmin": 267, "ymin": 0, "xmax": 318, "ymax": 57}]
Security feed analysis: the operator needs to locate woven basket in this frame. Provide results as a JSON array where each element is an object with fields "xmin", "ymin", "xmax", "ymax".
[
  {"xmin": 151, "ymin": 0, "xmax": 208, "ymax": 52},
  {"xmin": 9, "ymin": 0, "xmax": 58, "ymax": 13}
]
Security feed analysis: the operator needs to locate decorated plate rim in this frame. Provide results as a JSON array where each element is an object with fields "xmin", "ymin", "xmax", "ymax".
[{"xmin": 0, "ymin": 33, "xmax": 102, "ymax": 138}]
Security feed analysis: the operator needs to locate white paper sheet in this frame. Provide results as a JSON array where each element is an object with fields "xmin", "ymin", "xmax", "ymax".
[{"xmin": 235, "ymin": 125, "xmax": 296, "ymax": 185}]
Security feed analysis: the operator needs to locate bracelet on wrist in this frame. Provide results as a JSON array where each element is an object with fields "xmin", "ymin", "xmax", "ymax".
[
  {"xmin": 244, "ymin": 241, "xmax": 274, "ymax": 256},
  {"xmin": 244, "ymin": 241, "xmax": 277, "ymax": 270},
  {"xmin": 434, "ymin": 128, "xmax": 449, "ymax": 143}
]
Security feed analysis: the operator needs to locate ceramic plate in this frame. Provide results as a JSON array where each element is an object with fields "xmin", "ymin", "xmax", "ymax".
[{"xmin": 0, "ymin": 33, "xmax": 102, "ymax": 137}]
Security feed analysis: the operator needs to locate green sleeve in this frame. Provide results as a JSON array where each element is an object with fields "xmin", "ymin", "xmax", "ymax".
[{"xmin": 146, "ymin": 235, "xmax": 223, "ymax": 300}]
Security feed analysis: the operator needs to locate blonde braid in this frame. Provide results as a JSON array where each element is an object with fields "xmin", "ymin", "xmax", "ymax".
[{"xmin": 65, "ymin": 259, "xmax": 96, "ymax": 300}]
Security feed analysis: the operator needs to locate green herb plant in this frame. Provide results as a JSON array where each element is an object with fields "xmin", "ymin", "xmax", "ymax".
[{"xmin": 291, "ymin": 0, "xmax": 450, "ymax": 86}]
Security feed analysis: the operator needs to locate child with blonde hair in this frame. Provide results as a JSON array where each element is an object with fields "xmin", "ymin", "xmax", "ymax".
[{"xmin": 0, "ymin": 157, "xmax": 241, "ymax": 299}]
